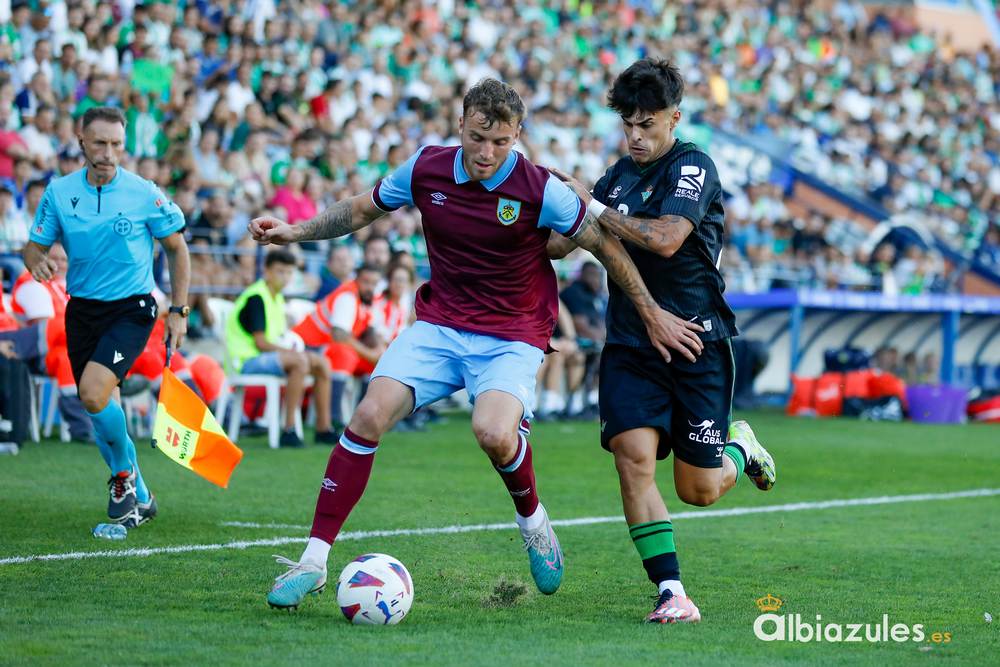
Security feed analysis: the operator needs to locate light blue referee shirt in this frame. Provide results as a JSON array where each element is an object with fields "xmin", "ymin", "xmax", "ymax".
[{"xmin": 29, "ymin": 167, "xmax": 185, "ymax": 301}]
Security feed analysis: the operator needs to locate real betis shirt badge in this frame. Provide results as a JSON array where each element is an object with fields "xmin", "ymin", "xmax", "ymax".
[{"xmin": 641, "ymin": 184, "xmax": 654, "ymax": 202}]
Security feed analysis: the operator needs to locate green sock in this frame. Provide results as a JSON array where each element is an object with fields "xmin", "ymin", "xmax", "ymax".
[
  {"xmin": 629, "ymin": 520, "xmax": 679, "ymax": 584},
  {"xmin": 723, "ymin": 443, "xmax": 746, "ymax": 486}
]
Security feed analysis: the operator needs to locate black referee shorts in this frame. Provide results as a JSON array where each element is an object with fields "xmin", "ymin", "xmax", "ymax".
[
  {"xmin": 598, "ymin": 339, "xmax": 735, "ymax": 468},
  {"xmin": 65, "ymin": 294, "xmax": 158, "ymax": 387}
]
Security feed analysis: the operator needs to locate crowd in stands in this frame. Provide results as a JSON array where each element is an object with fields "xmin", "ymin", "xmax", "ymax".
[
  {"xmin": 680, "ymin": 1, "xmax": 999, "ymax": 265},
  {"xmin": 0, "ymin": 0, "xmax": 998, "ymax": 434},
  {"xmin": 0, "ymin": 0, "xmax": 996, "ymax": 301}
]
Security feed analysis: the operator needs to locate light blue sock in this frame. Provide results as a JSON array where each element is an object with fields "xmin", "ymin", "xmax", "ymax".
[
  {"xmin": 87, "ymin": 401, "xmax": 132, "ymax": 475},
  {"xmin": 93, "ymin": 431, "xmax": 114, "ymax": 470},
  {"xmin": 124, "ymin": 437, "xmax": 150, "ymax": 503}
]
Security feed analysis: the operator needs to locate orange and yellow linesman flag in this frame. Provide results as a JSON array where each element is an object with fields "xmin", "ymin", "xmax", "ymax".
[{"xmin": 152, "ymin": 368, "xmax": 243, "ymax": 488}]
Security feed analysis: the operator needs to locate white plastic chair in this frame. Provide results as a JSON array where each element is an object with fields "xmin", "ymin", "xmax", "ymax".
[
  {"xmin": 29, "ymin": 375, "xmax": 70, "ymax": 443},
  {"xmin": 208, "ymin": 297, "xmax": 308, "ymax": 449}
]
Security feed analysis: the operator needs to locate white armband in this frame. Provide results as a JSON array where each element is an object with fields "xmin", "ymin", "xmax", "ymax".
[{"xmin": 587, "ymin": 198, "xmax": 607, "ymax": 220}]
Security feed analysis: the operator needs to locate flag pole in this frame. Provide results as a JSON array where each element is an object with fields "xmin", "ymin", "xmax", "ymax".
[{"xmin": 151, "ymin": 334, "xmax": 172, "ymax": 450}]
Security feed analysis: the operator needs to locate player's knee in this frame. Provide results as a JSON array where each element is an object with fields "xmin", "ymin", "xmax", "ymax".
[
  {"xmin": 473, "ymin": 424, "xmax": 517, "ymax": 460},
  {"xmin": 676, "ymin": 485, "xmax": 720, "ymax": 507},
  {"xmin": 350, "ymin": 398, "xmax": 390, "ymax": 438},
  {"xmin": 78, "ymin": 384, "xmax": 110, "ymax": 414}
]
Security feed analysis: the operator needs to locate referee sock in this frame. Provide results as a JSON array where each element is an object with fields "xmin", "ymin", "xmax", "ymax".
[
  {"xmin": 93, "ymin": 431, "xmax": 150, "ymax": 503},
  {"xmin": 87, "ymin": 402, "xmax": 131, "ymax": 475},
  {"xmin": 629, "ymin": 520, "xmax": 681, "ymax": 587},
  {"xmin": 124, "ymin": 437, "xmax": 151, "ymax": 504},
  {"xmin": 93, "ymin": 433, "xmax": 114, "ymax": 470}
]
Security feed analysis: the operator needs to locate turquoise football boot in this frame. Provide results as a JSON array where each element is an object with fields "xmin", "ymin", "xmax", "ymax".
[
  {"xmin": 520, "ymin": 508, "xmax": 564, "ymax": 595},
  {"xmin": 267, "ymin": 555, "xmax": 327, "ymax": 610}
]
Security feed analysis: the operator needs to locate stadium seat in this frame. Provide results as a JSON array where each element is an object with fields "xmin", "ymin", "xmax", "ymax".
[
  {"xmin": 208, "ymin": 297, "xmax": 308, "ymax": 449},
  {"xmin": 29, "ymin": 375, "xmax": 70, "ymax": 443},
  {"xmin": 285, "ymin": 298, "xmax": 316, "ymax": 328},
  {"xmin": 215, "ymin": 374, "xmax": 305, "ymax": 449}
]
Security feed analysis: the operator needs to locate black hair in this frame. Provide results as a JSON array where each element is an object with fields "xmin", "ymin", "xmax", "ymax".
[
  {"xmin": 81, "ymin": 106, "xmax": 126, "ymax": 130},
  {"xmin": 607, "ymin": 58, "xmax": 684, "ymax": 118},
  {"xmin": 356, "ymin": 263, "xmax": 383, "ymax": 276},
  {"xmin": 264, "ymin": 248, "xmax": 297, "ymax": 268},
  {"xmin": 462, "ymin": 78, "xmax": 525, "ymax": 129}
]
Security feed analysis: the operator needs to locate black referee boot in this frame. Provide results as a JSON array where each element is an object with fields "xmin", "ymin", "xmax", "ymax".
[{"xmin": 107, "ymin": 470, "xmax": 138, "ymax": 523}]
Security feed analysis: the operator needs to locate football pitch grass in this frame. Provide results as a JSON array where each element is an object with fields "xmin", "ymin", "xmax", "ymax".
[{"xmin": 1, "ymin": 410, "xmax": 997, "ymax": 666}]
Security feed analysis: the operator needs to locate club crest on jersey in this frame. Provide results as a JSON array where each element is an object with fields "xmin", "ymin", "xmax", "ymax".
[
  {"xmin": 497, "ymin": 198, "xmax": 521, "ymax": 225},
  {"xmin": 641, "ymin": 184, "xmax": 654, "ymax": 202},
  {"xmin": 112, "ymin": 216, "xmax": 133, "ymax": 236}
]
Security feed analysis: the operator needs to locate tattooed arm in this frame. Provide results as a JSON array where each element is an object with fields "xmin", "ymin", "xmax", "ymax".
[
  {"xmin": 569, "ymin": 214, "xmax": 703, "ymax": 363},
  {"xmin": 596, "ymin": 209, "xmax": 693, "ymax": 258},
  {"xmin": 547, "ymin": 167, "xmax": 694, "ymax": 258},
  {"xmin": 248, "ymin": 189, "xmax": 386, "ymax": 245}
]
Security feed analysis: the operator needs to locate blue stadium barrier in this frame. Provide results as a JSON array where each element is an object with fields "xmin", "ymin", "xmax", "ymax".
[{"xmin": 729, "ymin": 290, "xmax": 1000, "ymax": 394}]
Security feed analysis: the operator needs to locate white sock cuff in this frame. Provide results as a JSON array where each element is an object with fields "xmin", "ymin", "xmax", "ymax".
[
  {"xmin": 301, "ymin": 537, "xmax": 331, "ymax": 566},
  {"xmin": 515, "ymin": 503, "xmax": 546, "ymax": 532},
  {"xmin": 659, "ymin": 579, "xmax": 686, "ymax": 598}
]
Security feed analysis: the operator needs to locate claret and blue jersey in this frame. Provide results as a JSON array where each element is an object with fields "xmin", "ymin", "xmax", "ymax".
[
  {"xmin": 29, "ymin": 167, "xmax": 185, "ymax": 301},
  {"xmin": 372, "ymin": 145, "xmax": 586, "ymax": 350}
]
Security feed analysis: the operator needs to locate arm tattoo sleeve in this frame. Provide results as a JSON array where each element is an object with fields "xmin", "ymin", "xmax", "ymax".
[
  {"xmin": 295, "ymin": 199, "xmax": 355, "ymax": 242},
  {"xmin": 597, "ymin": 209, "xmax": 692, "ymax": 255},
  {"xmin": 574, "ymin": 214, "xmax": 658, "ymax": 314}
]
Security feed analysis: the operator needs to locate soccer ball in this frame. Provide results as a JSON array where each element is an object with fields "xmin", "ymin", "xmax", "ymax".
[{"xmin": 336, "ymin": 553, "xmax": 414, "ymax": 625}]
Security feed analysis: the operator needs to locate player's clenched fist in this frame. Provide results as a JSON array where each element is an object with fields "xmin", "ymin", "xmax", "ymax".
[{"xmin": 249, "ymin": 216, "xmax": 299, "ymax": 245}]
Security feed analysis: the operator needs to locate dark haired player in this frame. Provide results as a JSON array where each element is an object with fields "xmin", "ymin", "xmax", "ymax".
[
  {"xmin": 253, "ymin": 78, "xmax": 705, "ymax": 611},
  {"xmin": 549, "ymin": 59, "xmax": 776, "ymax": 624},
  {"xmin": 22, "ymin": 106, "xmax": 190, "ymax": 528}
]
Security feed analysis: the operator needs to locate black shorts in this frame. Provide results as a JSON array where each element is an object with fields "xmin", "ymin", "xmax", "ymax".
[
  {"xmin": 65, "ymin": 294, "xmax": 158, "ymax": 387},
  {"xmin": 599, "ymin": 340, "xmax": 734, "ymax": 468}
]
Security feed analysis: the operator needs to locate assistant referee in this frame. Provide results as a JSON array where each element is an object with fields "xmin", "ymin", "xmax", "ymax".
[{"xmin": 22, "ymin": 106, "xmax": 191, "ymax": 528}]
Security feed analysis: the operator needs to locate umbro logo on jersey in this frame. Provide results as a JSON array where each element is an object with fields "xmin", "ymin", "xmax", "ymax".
[
  {"xmin": 70, "ymin": 196, "xmax": 79, "ymax": 209},
  {"xmin": 113, "ymin": 351, "xmax": 125, "ymax": 364},
  {"xmin": 674, "ymin": 165, "xmax": 706, "ymax": 202},
  {"xmin": 430, "ymin": 192, "xmax": 447, "ymax": 206}
]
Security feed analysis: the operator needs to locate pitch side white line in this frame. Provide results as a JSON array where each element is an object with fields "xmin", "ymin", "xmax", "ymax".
[
  {"xmin": 220, "ymin": 487, "xmax": 1000, "ymax": 531},
  {"xmin": 2, "ymin": 488, "xmax": 997, "ymax": 566}
]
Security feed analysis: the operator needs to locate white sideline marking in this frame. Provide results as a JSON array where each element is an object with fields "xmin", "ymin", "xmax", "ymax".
[{"xmin": 2, "ymin": 488, "xmax": 998, "ymax": 566}]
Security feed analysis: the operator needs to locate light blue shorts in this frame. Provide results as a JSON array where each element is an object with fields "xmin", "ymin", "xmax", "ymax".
[
  {"xmin": 240, "ymin": 351, "xmax": 284, "ymax": 376},
  {"xmin": 372, "ymin": 321, "xmax": 544, "ymax": 420}
]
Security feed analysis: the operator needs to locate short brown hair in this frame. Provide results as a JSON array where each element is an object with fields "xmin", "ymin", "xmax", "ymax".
[
  {"xmin": 462, "ymin": 78, "xmax": 525, "ymax": 129},
  {"xmin": 81, "ymin": 106, "xmax": 126, "ymax": 131}
]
